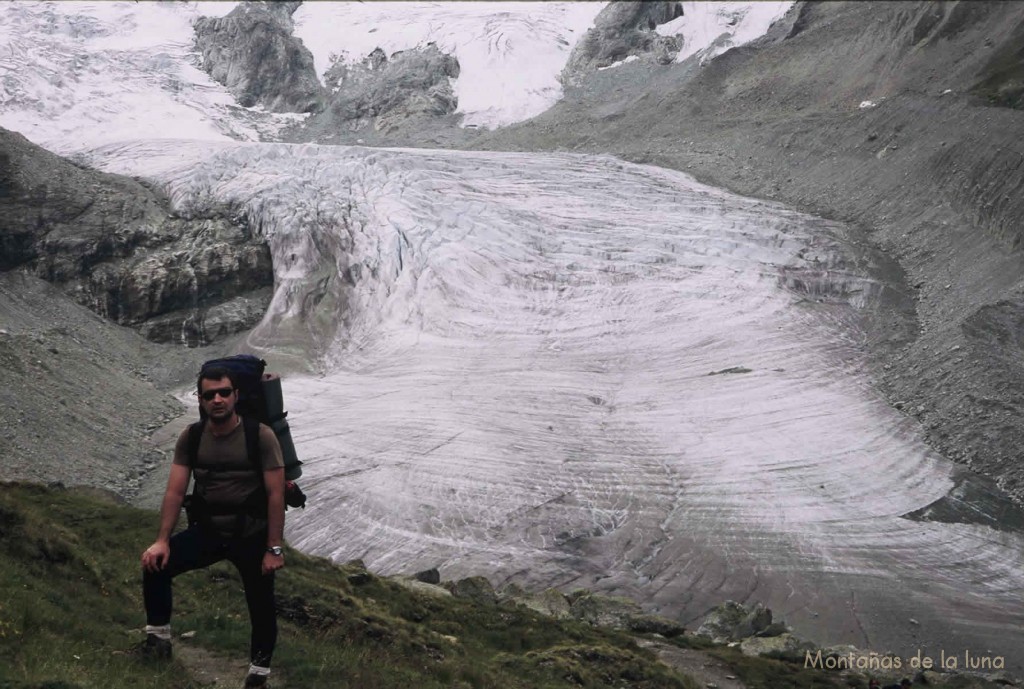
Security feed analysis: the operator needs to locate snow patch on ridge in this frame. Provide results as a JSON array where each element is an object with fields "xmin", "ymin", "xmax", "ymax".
[
  {"xmin": 293, "ymin": 2, "xmax": 602, "ymax": 130},
  {"xmin": 658, "ymin": 1, "xmax": 793, "ymax": 65}
]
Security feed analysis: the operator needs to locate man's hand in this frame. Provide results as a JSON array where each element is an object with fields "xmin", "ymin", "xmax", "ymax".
[
  {"xmin": 142, "ymin": 540, "xmax": 171, "ymax": 572},
  {"xmin": 262, "ymin": 550, "xmax": 284, "ymax": 576}
]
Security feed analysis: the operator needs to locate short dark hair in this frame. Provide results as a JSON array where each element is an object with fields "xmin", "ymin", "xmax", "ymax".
[{"xmin": 197, "ymin": 366, "xmax": 237, "ymax": 396}]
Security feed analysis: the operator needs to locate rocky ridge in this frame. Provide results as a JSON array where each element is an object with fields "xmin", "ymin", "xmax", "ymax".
[
  {"xmin": 192, "ymin": 1, "xmax": 465, "ymax": 146},
  {"xmin": 311, "ymin": 44, "xmax": 460, "ymax": 139},
  {"xmin": 0, "ymin": 127, "xmax": 274, "ymax": 347},
  {"xmin": 283, "ymin": 43, "xmax": 465, "ymax": 147},
  {"xmin": 193, "ymin": 1, "xmax": 323, "ymax": 114},
  {"xmin": 561, "ymin": 1, "xmax": 684, "ymax": 86}
]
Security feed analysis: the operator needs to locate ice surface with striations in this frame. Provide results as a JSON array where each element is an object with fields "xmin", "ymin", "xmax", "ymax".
[{"xmin": 85, "ymin": 139, "xmax": 1024, "ymax": 662}]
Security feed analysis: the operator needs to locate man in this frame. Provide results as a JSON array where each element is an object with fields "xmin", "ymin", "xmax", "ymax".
[{"xmin": 139, "ymin": 366, "xmax": 286, "ymax": 688}]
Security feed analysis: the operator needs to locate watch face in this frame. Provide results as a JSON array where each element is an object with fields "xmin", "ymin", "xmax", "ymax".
[{"xmin": 268, "ymin": 547, "xmax": 283, "ymax": 555}]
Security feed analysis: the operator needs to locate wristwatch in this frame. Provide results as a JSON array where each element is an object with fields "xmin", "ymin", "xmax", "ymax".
[{"xmin": 266, "ymin": 546, "xmax": 283, "ymax": 556}]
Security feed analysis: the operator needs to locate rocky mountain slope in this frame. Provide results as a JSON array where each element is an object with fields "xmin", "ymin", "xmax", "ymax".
[
  {"xmin": 0, "ymin": 128, "xmax": 267, "ymax": 494},
  {"xmin": 0, "ymin": 128, "xmax": 274, "ymax": 346},
  {"xmin": 473, "ymin": 0, "xmax": 1024, "ymax": 503}
]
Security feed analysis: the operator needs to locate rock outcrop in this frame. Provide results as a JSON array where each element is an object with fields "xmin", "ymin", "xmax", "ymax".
[
  {"xmin": 445, "ymin": 575, "xmax": 499, "ymax": 605},
  {"xmin": 193, "ymin": 1, "xmax": 324, "ymax": 114},
  {"xmin": 561, "ymin": 1, "xmax": 684, "ymax": 85},
  {"xmin": 495, "ymin": 586, "xmax": 685, "ymax": 637},
  {"xmin": 301, "ymin": 43, "xmax": 460, "ymax": 140},
  {"xmin": 0, "ymin": 127, "xmax": 274, "ymax": 346},
  {"xmin": 697, "ymin": 601, "xmax": 787, "ymax": 644},
  {"xmin": 190, "ymin": 2, "xmax": 465, "ymax": 145}
]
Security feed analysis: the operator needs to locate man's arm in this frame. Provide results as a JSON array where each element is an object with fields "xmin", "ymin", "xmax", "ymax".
[
  {"xmin": 262, "ymin": 467, "xmax": 286, "ymax": 575},
  {"xmin": 141, "ymin": 463, "xmax": 190, "ymax": 572}
]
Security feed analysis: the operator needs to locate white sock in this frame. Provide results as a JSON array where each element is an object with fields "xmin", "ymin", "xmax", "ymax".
[
  {"xmin": 248, "ymin": 664, "xmax": 271, "ymax": 677},
  {"xmin": 145, "ymin": 624, "xmax": 171, "ymax": 641}
]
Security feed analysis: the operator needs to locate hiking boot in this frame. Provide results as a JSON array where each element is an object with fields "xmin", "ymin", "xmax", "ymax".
[
  {"xmin": 128, "ymin": 633, "xmax": 172, "ymax": 660},
  {"xmin": 242, "ymin": 672, "xmax": 269, "ymax": 688}
]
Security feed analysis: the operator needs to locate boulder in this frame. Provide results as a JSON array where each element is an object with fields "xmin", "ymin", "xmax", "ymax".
[
  {"xmin": 733, "ymin": 603, "xmax": 773, "ymax": 639},
  {"xmin": 499, "ymin": 585, "xmax": 573, "ymax": 619},
  {"xmin": 413, "ymin": 567, "xmax": 441, "ymax": 585},
  {"xmin": 446, "ymin": 576, "xmax": 497, "ymax": 605},
  {"xmin": 739, "ymin": 633, "xmax": 815, "ymax": 657},
  {"xmin": 569, "ymin": 592, "xmax": 643, "ymax": 628},
  {"xmin": 696, "ymin": 600, "xmax": 750, "ymax": 642},
  {"xmin": 344, "ymin": 559, "xmax": 373, "ymax": 586},
  {"xmin": 756, "ymin": 621, "xmax": 790, "ymax": 638}
]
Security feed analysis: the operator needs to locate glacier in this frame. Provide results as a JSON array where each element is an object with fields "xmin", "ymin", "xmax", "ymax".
[{"xmin": 85, "ymin": 139, "xmax": 1024, "ymax": 659}]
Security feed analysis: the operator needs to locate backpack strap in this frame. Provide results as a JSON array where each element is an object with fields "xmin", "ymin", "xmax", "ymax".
[
  {"xmin": 239, "ymin": 416, "xmax": 267, "ymax": 521},
  {"xmin": 186, "ymin": 419, "xmax": 206, "ymax": 470},
  {"xmin": 242, "ymin": 416, "xmax": 262, "ymax": 473}
]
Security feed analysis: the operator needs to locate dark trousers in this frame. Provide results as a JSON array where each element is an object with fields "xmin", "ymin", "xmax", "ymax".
[{"xmin": 143, "ymin": 524, "xmax": 276, "ymax": 667}]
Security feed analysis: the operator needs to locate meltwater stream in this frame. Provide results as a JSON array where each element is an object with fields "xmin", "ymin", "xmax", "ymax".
[{"xmin": 91, "ymin": 141, "xmax": 1024, "ymax": 666}]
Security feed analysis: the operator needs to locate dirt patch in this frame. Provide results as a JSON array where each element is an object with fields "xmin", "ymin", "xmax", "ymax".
[
  {"xmin": 174, "ymin": 641, "xmax": 252, "ymax": 687},
  {"xmin": 637, "ymin": 639, "xmax": 748, "ymax": 689}
]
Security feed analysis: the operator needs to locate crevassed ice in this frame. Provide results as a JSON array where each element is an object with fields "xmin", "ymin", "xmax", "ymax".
[{"xmin": 0, "ymin": 0, "xmax": 300, "ymax": 152}]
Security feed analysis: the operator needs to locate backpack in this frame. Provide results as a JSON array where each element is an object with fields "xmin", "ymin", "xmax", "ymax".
[{"xmin": 188, "ymin": 354, "xmax": 307, "ymax": 511}]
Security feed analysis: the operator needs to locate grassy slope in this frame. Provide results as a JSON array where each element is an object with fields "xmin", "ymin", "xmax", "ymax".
[
  {"xmin": 0, "ymin": 483, "xmax": 858, "ymax": 689},
  {"xmin": 0, "ymin": 482, "xmax": 699, "ymax": 689}
]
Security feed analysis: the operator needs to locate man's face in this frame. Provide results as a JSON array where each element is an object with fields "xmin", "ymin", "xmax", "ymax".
[{"xmin": 199, "ymin": 376, "xmax": 236, "ymax": 421}]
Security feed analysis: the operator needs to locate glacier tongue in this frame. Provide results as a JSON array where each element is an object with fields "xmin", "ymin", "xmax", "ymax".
[{"xmin": 88, "ymin": 140, "xmax": 1024, "ymax": 657}]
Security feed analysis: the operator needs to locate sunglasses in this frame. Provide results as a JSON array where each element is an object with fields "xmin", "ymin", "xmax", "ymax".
[{"xmin": 200, "ymin": 387, "xmax": 234, "ymax": 401}]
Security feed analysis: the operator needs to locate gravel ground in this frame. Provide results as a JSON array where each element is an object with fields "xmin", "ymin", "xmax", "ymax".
[{"xmin": 0, "ymin": 272, "xmax": 197, "ymax": 497}]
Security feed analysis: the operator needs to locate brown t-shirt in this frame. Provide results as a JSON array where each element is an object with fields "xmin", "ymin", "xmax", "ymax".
[{"xmin": 173, "ymin": 418, "xmax": 284, "ymax": 536}]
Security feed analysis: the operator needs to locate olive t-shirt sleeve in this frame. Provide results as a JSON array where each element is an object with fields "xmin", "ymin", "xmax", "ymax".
[
  {"xmin": 258, "ymin": 424, "xmax": 285, "ymax": 471},
  {"xmin": 171, "ymin": 427, "xmax": 190, "ymax": 467}
]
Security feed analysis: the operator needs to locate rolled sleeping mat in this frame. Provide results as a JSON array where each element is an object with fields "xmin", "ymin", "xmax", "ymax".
[
  {"xmin": 262, "ymin": 372, "xmax": 285, "ymax": 418},
  {"xmin": 261, "ymin": 373, "xmax": 303, "ymax": 480}
]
